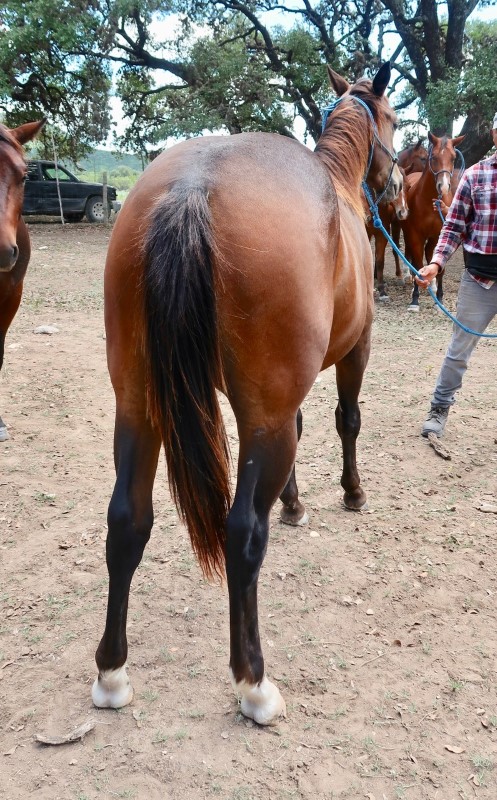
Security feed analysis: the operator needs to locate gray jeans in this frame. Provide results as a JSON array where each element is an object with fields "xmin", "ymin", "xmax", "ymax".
[{"xmin": 432, "ymin": 269, "xmax": 497, "ymax": 407}]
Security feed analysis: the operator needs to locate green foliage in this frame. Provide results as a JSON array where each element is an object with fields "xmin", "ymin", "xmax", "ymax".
[
  {"xmin": 0, "ymin": 0, "xmax": 112, "ymax": 160},
  {"xmin": 0, "ymin": 0, "xmax": 495, "ymax": 162},
  {"xmin": 425, "ymin": 21, "xmax": 497, "ymax": 134},
  {"xmin": 424, "ymin": 68, "xmax": 460, "ymax": 133}
]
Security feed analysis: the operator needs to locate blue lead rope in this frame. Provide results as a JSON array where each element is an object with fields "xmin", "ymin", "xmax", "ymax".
[{"xmin": 362, "ymin": 182, "xmax": 497, "ymax": 339}]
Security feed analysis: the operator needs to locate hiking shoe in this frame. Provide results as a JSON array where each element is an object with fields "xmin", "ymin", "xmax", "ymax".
[{"xmin": 421, "ymin": 405, "xmax": 449, "ymax": 438}]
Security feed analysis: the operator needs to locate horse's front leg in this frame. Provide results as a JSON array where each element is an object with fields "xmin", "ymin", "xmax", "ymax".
[
  {"xmin": 391, "ymin": 220, "xmax": 410, "ymax": 283},
  {"xmin": 374, "ymin": 234, "xmax": 389, "ymax": 299},
  {"xmin": 227, "ymin": 419, "xmax": 298, "ymax": 725},
  {"xmin": 406, "ymin": 239, "xmax": 425, "ymax": 311},
  {"xmin": 425, "ymin": 239, "xmax": 443, "ymax": 304},
  {"xmin": 0, "ymin": 281, "xmax": 24, "ymax": 441},
  {"xmin": 335, "ymin": 331, "xmax": 371, "ymax": 511},
  {"xmin": 93, "ymin": 410, "xmax": 161, "ymax": 708},
  {"xmin": 279, "ymin": 408, "xmax": 308, "ymax": 526}
]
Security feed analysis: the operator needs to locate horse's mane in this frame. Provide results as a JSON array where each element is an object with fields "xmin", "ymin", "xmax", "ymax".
[
  {"xmin": 0, "ymin": 124, "xmax": 23, "ymax": 155},
  {"xmin": 315, "ymin": 78, "xmax": 388, "ymax": 217}
]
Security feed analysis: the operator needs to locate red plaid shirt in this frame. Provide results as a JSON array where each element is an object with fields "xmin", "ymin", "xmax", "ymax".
[{"xmin": 433, "ymin": 152, "xmax": 497, "ymax": 280}]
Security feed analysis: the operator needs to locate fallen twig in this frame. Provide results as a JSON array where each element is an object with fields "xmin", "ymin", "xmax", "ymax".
[
  {"xmin": 34, "ymin": 719, "xmax": 96, "ymax": 746},
  {"xmin": 427, "ymin": 432, "xmax": 451, "ymax": 460}
]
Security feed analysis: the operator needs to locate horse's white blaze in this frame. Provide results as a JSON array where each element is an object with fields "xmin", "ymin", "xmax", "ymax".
[
  {"xmin": 230, "ymin": 670, "xmax": 286, "ymax": 725},
  {"xmin": 437, "ymin": 172, "xmax": 451, "ymax": 195},
  {"xmin": 92, "ymin": 665, "xmax": 133, "ymax": 709}
]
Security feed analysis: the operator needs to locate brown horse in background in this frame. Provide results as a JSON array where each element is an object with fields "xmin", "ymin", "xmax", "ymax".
[
  {"xmin": 400, "ymin": 132, "xmax": 464, "ymax": 310},
  {"xmin": 93, "ymin": 63, "xmax": 402, "ymax": 725},
  {"xmin": 398, "ymin": 139, "xmax": 428, "ymax": 175},
  {"xmin": 367, "ymin": 141, "xmax": 429, "ymax": 299},
  {"xmin": 367, "ymin": 165, "xmax": 409, "ymax": 299},
  {"xmin": 386, "ymin": 140, "xmax": 429, "ymax": 286},
  {"xmin": 0, "ymin": 120, "xmax": 46, "ymax": 441}
]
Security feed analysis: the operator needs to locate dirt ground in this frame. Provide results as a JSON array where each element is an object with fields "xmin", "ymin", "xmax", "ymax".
[{"xmin": 1, "ymin": 220, "xmax": 497, "ymax": 800}]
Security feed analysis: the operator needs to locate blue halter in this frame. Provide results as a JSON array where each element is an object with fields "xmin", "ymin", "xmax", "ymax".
[{"xmin": 321, "ymin": 94, "xmax": 399, "ymax": 205}]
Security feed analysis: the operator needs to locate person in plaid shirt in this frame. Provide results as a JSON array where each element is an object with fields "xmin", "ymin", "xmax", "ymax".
[{"xmin": 416, "ymin": 113, "xmax": 497, "ymax": 437}]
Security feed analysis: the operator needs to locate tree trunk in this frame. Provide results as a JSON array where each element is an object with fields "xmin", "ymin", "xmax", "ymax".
[{"xmin": 457, "ymin": 111, "xmax": 494, "ymax": 167}]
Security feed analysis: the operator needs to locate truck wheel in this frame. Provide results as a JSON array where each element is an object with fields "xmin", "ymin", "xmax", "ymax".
[{"xmin": 85, "ymin": 196, "xmax": 111, "ymax": 223}]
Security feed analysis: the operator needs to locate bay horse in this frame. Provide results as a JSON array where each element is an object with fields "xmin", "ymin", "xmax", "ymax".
[
  {"xmin": 389, "ymin": 141, "xmax": 428, "ymax": 285},
  {"xmin": 400, "ymin": 132, "xmax": 464, "ymax": 311},
  {"xmin": 398, "ymin": 139, "xmax": 427, "ymax": 175},
  {"xmin": 93, "ymin": 63, "xmax": 402, "ymax": 725},
  {"xmin": 0, "ymin": 120, "xmax": 46, "ymax": 441},
  {"xmin": 368, "ymin": 142, "xmax": 429, "ymax": 299},
  {"xmin": 366, "ymin": 165, "xmax": 409, "ymax": 299}
]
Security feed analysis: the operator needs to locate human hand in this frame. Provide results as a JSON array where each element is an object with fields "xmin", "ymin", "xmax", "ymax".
[
  {"xmin": 432, "ymin": 199, "xmax": 449, "ymax": 216},
  {"xmin": 415, "ymin": 262, "xmax": 439, "ymax": 288}
]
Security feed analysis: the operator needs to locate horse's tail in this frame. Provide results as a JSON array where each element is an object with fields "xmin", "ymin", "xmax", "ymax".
[{"xmin": 143, "ymin": 184, "xmax": 231, "ymax": 580}]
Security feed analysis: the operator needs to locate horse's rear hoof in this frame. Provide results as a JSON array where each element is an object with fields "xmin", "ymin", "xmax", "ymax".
[
  {"xmin": 0, "ymin": 425, "xmax": 9, "ymax": 442},
  {"xmin": 280, "ymin": 502, "xmax": 308, "ymax": 527},
  {"xmin": 378, "ymin": 294, "xmax": 389, "ymax": 302},
  {"xmin": 407, "ymin": 304, "xmax": 420, "ymax": 312},
  {"xmin": 92, "ymin": 666, "xmax": 133, "ymax": 709},
  {"xmin": 232, "ymin": 673, "xmax": 287, "ymax": 726}
]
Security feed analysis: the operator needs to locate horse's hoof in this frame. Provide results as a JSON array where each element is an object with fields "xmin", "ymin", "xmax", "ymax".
[
  {"xmin": 343, "ymin": 490, "xmax": 368, "ymax": 511},
  {"xmin": 407, "ymin": 304, "xmax": 420, "ymax": 312},
  {"xmin": 378, "ymin": 294, "xmax": 390, "ymax": 302},
  {"xmin": 280, "ymin": 502, "xmax": 308, "ymax": 527},
  {"xmin": 231, "ymin": 673, "xmax": 287, "ymax": 726},
  {"xmin": 92, "ymin": 665, "xmax": 133, "ymax": 709},
  {"xmin": 0, "ymin": 426, "xmax": 9, "ymax": 442},
  {"xmin": 344, "ymin": 500, "xmax": 369, "ymax": 512}
]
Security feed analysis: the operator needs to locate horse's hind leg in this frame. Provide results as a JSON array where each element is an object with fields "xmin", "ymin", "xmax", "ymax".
[
  {"xmin": 227, "ymin": 418, "xmax": 298, "ymax": 724},
  {"xmin": 93, "ymin": 407, "xmax": 161, "ymax": 708},
  {"xmin": 335, "ymin": 332, "xmax": 371, "ymax": 511},
  {"xmin": 279, "ymin": 408, "xmax": 308, "ymax": 526}
]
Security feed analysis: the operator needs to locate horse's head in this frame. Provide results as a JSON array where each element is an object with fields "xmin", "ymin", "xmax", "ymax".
[
  {"xmin": 427, "ymin": 132, "xmax": 465, "ymax": 198},
  {"xmin": 391, "ymin": 166, "xmax": 409, "ymax": 220},
  {"xmin": 0, "ymin": 120, "xmax": 45, "ymax": 272},
  {"xmin": 327, "ymin": 62, "xmax": 402, "ymax": 205},
  {"xmin": 399, "ymin": 139, "xmax": 428, "ymax": 175}
]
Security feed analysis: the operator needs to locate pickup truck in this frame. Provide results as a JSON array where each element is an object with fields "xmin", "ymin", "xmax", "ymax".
[{"xmin": 22, "ymin": 160, "xmax": 120, "ymax": 222}]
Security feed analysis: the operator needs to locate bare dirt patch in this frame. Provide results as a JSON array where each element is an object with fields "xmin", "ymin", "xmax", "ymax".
[{"xmin": 1, "ymin": 222, "xmax": 497, "ymax": 800}]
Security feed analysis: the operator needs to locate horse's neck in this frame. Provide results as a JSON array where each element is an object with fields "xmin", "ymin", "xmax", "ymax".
[
  {"xmin": 314, "ymin": 129, "xmax": 369, "ymax": 217},
  {"xmin": 415, "ymin": 166, "xmax": 436, "ymax": 198}
]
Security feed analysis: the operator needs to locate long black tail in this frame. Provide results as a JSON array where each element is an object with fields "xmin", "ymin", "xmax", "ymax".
[{"xmin": 143, "ymin": 184, "xmax": 231, "ymax": 579}]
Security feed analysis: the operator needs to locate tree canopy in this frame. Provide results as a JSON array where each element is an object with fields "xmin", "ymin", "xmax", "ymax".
[{"xmin": 0, "ymin": 0, "xmax": 495, "ymax": 164}]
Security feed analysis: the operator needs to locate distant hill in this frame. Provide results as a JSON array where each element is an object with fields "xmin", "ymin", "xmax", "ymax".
[{"xmin": 73, "ymin": 149, "xmax": 144, "ymax": 176}]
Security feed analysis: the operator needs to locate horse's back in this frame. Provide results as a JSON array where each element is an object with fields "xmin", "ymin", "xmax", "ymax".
[{"xmin": 105, "ymin": 133, "xmax": 370, "ymax": 413}]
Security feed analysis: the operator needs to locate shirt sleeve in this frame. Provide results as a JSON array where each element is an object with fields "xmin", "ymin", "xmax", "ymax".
[{"xmin": 432, "ymin": 171, "xmax": 473, "ymax": 270}]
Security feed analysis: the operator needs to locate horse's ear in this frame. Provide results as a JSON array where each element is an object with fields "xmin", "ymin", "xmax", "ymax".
[
  {"xmin": 372, "ymin": 62, "xmax": 391, "ymax": 97},
  {"xmin": 427, "ymin": 131, "xmax": 436, "ymax": 145},
  {"xmin": 416, "ymin": 138, "xmax": 425, "ymax": 149},
  {"xmin": 327, "ymin": 66, "xmax": 350, "ymax": 97},
  {"xmin": 452, "ymin": 134, "xmax": 465, "ymax": 147},
  {"xmin": 11, "ymin": 119, "xmax": 46, "ymax": 145}
]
